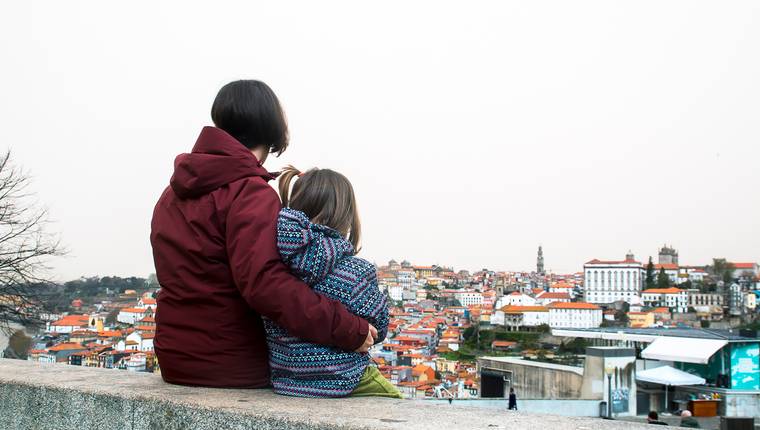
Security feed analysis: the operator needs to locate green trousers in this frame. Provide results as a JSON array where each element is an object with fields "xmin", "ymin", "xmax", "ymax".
[{"xmin": 350, "ymin": 366, "xmax": 402, "ymax": 398}]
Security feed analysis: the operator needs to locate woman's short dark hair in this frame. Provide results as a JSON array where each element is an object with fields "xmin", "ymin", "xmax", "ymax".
[{"xmin": 211, "ymin": 80, "xmax": 289, "ymax": 155}]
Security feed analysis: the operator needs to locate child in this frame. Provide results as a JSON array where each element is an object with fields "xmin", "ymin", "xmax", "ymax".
[{"xmin": 263, "ymin": 165, "xmax": 400, "ymax": 398}]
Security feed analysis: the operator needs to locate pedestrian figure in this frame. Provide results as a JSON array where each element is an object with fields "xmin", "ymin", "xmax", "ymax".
[{"xmin": 508, "ymin": 388, "xmax": 517, "ymax": 410}]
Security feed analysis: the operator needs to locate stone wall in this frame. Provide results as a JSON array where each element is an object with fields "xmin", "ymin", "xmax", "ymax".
[{"xmin": 0, "ymin": 359, "xmax": 653, "ymax": 429}]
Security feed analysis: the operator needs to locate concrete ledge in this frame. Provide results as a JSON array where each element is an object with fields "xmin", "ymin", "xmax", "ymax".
[{"xmin": 0, "ymin": 359, "xmax": 653, "ymax": 429}]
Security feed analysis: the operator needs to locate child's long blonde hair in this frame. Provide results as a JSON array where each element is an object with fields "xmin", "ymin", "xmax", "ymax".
[{"xmin": 279, "ymin": 165, "xmax": 361, "ymax": 251}]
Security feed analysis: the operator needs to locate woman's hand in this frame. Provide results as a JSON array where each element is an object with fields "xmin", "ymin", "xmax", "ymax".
[{"xmin": 354, "ymin": 324, "xmax": 377, "ymax": 352}]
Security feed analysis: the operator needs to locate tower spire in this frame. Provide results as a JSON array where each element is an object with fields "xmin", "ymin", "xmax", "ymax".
[{"xmin": 537, "ymin": 246, "xmax": 545, "ymax": 275}]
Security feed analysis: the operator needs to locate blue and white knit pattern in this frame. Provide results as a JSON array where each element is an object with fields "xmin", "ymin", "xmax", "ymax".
[{"xmin": 264, "ymin": 208, "xmax": 389, "ymax": 398}]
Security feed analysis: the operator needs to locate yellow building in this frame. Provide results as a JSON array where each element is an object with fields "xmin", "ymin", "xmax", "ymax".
[
  {"xmin": 413, "ymin": 266, "xmax": 435, "ymax": 279},
  {"xmin": 627, "ymin": 311, "xmax": 654, "ymax": 328}
]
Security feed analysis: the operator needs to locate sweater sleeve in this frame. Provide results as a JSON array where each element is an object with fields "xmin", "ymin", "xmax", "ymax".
[
  {"xmin": 276, "ymin": 208, "xmax": 354, "ymax": 285},
  {"xmin": 224, "ymin": 180, "xmax": 369, "ymax": 351},
  {"xmin": 346, "ymin": 261, "xmax": 390, "ymax": 344}
]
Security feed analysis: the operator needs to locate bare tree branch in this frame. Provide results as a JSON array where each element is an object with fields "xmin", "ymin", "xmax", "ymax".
[{"xmin": 0, "ymin": 150, "xmax": 65, "ymax": 334}]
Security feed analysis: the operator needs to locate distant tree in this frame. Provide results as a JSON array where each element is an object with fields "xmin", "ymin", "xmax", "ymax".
[
  {"xmin": 105, "ymin": 309, "xmax": 120, "ymax": 325},
  {"xmin": 645, "ymin": 257, "xmax": 656, "ymax": 289},
  {"xmin": 681, "ymin": 279, "xmax": 693, "ymax": 290},
  {"xmin": 3, "ymin": 329, "xmax": 32, "ymax": 359},
  {"xmin": 0, "ymin": 151, "xmax": 64, "ymax": 332},
  {"xmin": 711, "ymin": 258, "xmax": 735, "ymax": 285},
  {"xmin": 462, "ymin": 326, "xmax": 476, "ymax": 340},
  {"xmin": 656, "ymin": 267, "xmax": 670, "ymax": 289},
  {"xmin": 146, "ymin": 273, "xmax": 159, "ymax": 288}
]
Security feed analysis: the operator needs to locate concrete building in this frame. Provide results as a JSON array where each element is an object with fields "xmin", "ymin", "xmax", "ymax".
[
  {"xmin": 658, "ymin": 245, "xmax": 678, "ymax": 265},
  {"xmin": 687, "ymin": 291, "xmax": 723, "ymax": 308},
  {"xmin": 627, "ymin": 312, "xmax": 654, "ymax": 328},
  {"xmin": 584, "ymin": 253, "xmax": 643, "ymax": 304},
  {"xmin": 454, "ymin": 290, "xmax": 483, "ymax": 307},
  {"xmin": 491, "ymin": 305, "xmax": 549, "ymax": 330},
  {"xmin": 641, "ymin": 287, "xmax": 688, "ymax": 313},
  {"xmin": 535, "ymin": 291, "xmax": 571, "ymax": 306},
  {"xmin": 494, "ymin": 291, "xmax": 536, "ymax": 309},
  {"xmin": 547, "ymin": 302, "xmax": 602, "ymax": 329},
  {"xmin": 46, "ymin": 315, "xmax": 90, "ymax": 334},
  {"xmin": 551, "ymin": 327, "xmax": 760, "ymax": 420},
  {"xmin": 478, "ymin": 347, "xmax": 638, "ymax": 417}
]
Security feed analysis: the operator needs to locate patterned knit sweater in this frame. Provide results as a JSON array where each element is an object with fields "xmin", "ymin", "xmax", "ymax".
[{"xmin": 264, "ymin": 208, "xmax": 389, "ymax": 397}]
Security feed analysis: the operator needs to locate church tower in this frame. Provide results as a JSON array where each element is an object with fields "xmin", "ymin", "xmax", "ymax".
[
  {"xmin": 537, "ymin": 246, "xmax": 545, "ymax": 275},
  {"xmin": 658, "ymin": 245, "xmax": 679, "ymax": 265}
]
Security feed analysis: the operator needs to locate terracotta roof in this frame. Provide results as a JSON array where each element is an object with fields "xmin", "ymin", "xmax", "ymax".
[
  {"xmin": 585, "ymin": 258, "xmax": 641, "ymax": 265},
  {"xmin": 653, "ymin": 264, "xmax": 679, "ymax": 270},
  {"xmin": 48, "ymin": 342, "xmax": 85, "ymax": 352},
  {"xmin": 537, "ymin": 292, "xmax": 571, "ymax": 300},
  {"xmin": 491, "ymin": 340, "xmax": 517, "ymax": 347},
  {"xmin": 51, "ymin": 315, "xmax": 89, "ymax": 327},
  {"xmin": 120, "ymin": 307, "xmax": 150, "ymax": 313},
  {"xmin": 642, "ymin": 287, "xmax": 683, "ymax": 294},
  {"xmin": 499, "ymin": 305, "xmax": 548, "ymax": 313},
  {"xmin": 732, "ymin": 262, "xmax": 756, "ymax": 269},
  {"xmin": 549, "ymin": 302, "xmax": 600, "ymax": 310},
  {"xmin": 98, "ymin": 330, "xmax": 121, "ymax": 337}
]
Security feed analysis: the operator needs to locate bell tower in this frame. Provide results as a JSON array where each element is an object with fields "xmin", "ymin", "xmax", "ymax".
[{"xmin": 537, "ymin": 246, "xmax": 545, "ymax": 275}]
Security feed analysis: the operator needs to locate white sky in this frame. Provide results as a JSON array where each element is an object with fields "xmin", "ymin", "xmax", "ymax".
[{"xmin": 1, "ymin": 1, "xmax": 758, "ymax": 282}]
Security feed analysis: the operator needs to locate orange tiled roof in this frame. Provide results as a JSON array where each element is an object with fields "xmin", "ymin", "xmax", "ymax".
[
  {"xmin": 48, "ymin": 342, "xmax": 85, "ymax": 352},
  {"xmin": 537, "ymin": 292, "xmax": 571, "ymax": 299},
  {"xmin": 120, "ymin": 307, "xmax": 150, "ymax": 313},
  {"xmin": 51, "ymin": 315, "xmax": 89, "ymax": 327},
  {"xmin": 499, "ymin": 305, "xmax": 548, "ymax": 313},
  {"xmin": 585, "ymin": 258, "xmax": 640, "ymax": 265},
  {"xmin": 549, "ymin": 302, "xmax": 600, "ymax": 310},
  {"xmin": 491, "ymin": 340, "xmax": 517, "ymax": 347},
  {"xmin": 653, "ymin": 264, "xmax": 679, "ymax": 270},
  {"xmin": 642, "ymin": 287, "xmax": 682, "ymax": 294}
]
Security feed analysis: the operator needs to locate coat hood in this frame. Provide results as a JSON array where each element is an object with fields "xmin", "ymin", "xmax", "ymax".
[
  {"xmin": 276, "ymin": 208, "xmax": 355, "ymax": 285},
  {"xmin": 170, "ymin": 126, "xmax": 276, "ymax": 199}
]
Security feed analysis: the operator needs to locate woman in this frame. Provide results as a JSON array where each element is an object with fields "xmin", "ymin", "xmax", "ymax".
[{"xmin": 150, "ymin": 80, "xmax": 375, "ymax": 388}]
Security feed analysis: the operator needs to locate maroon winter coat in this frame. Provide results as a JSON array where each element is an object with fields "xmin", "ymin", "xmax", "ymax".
[{"xmin": 150, "ymin": 126, "xmax": 369, "ymax": 388}]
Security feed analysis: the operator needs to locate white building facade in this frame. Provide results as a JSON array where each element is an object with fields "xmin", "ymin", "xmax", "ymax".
[
  {"xmin": 641, "ymin": 288, "xmax": 689, "ymax": 313},
  {"xmin": 455, "ymin": 290, "xmax": 484, "ymax": 307},
  {"xmin": 584, "ymin": 254, "xmax": 644, "ymax": 304},
  {"xmin": 548, "ymin": 302, "xmax": 603, "ymax": 328}
]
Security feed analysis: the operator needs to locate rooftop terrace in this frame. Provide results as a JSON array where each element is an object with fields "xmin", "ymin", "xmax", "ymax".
[{"xmin": 0, "ymin": 359, "xmax": 656, "ymax": 430}]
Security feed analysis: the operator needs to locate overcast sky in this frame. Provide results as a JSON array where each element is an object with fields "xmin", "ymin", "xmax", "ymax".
[{"xmin": 1, "ymin": 1, "xmax": 758, "ymax": 282}]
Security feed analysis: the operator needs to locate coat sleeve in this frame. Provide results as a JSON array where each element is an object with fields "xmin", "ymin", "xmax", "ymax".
[
  {"xmin": 347, "ymin": 263, "xmax": 390, "ymax": 344},
  {"xmin": 225, "ymin": 180, "xmax": 369, "ymax": 351}
]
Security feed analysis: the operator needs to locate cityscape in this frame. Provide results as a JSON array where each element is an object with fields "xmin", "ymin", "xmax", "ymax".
[{"xmin": 3, "ymin": 245, "xmax": 758, "ymax": 427}]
